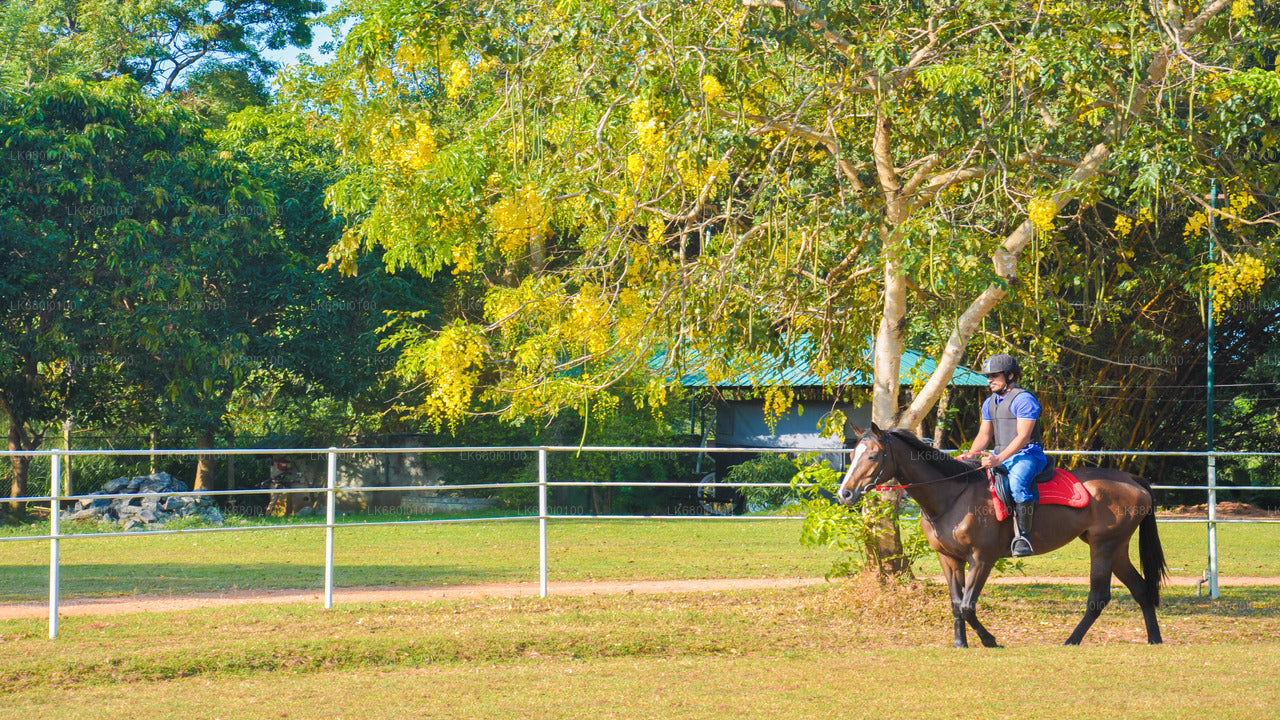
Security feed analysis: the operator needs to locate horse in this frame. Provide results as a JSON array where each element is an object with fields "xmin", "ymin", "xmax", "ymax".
[{"xmin": 835, "ymin": 424, "xmax": 1167, "ymax": 647}]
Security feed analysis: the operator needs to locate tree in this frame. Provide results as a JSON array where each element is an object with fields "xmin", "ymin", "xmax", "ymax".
[
  {"xmin": 302, "ymin": 1, "xmax": 1279, "ymax": 569},
  {"xmin": 6, "ymin": 0, "xmax": 325, "ymax": 92},
  {"xmin": 211, "ymin": 103, "xmax": 452, "ymax": 446},
  {"xmin": 0, "ymin": 76, "xmax": 278, "ymax": 500}
]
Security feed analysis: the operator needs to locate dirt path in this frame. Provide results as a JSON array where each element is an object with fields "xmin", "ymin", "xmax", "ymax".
[{"xmin": 2, "ymin": 574, "xmax": 1277, "ymax": 621}]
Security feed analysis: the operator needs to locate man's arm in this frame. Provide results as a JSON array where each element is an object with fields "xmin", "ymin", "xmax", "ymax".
[
  {"xmin": 984, "ymin": 417, "xmax": 1037, "ymax": 467},
  {"xmin": 957, "ymin": 420, "xmax": 994, "ymax": 461}
]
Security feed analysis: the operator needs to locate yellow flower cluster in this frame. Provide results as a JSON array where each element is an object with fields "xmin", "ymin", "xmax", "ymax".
[
  {"xmin": 701, "ymin": 74, "xmax": 725, "ymax": 104},
  {"xmin": 1113, "ymin": 207, "xmax": 1153, "ymax": 238},
  {"xmin": 1028, "ymin": 197, "xmax": 1057, "ymax": 234},
  {"xmin": 450, "ymin": 244, "xmax": 475, "ymax": 275},
  {"xmin": 1232, "ymin": 0, "xmax": 1254, "ymax": 20},
  {"xmin": 491, "ymin": 185, "xmax": 552, "ymax": 260},
  {"xmin": 409, "ymin": 323, "xmax": 488, "ymax": 433},
  {"xmin": 1113, "ymin": 214, "xmax": 1133, "ymax": 237},
  {"xmin": 647, "ymin": 218, "xmax": 665, "ymax": 246},
  {"xmin": 545, "ymin": 117, "xmax": 574, "ymax": 146},
  {"xmin": 626, "ymin": 153, "xmax": 646, "ymax": 184},
  {"xmin": 1037, "ymin": 0, "xmax": 1072, "ymax": 15},
  {"xmin": 761, "ymin": 386, "xmax": 795, "ymax": 434},
  {"xmin": 569, "ymin": 289, "xmax": 610, "ymax": 355},
  {"xmin": 629, "ymin": 97, "xmax": 667, "ymax": 157},
  {"xmin": 401, "ymin": 123, "xmax": 437, "ymax": 169},
  {"xmin": 1184, "ymin": 209, "xmax": 1210, "ymax": 240},
  {"xmin": 615, "ymin": 194, "xmax": 637, "ymax": 224},
  {"xmin": 446, "ymin": 59, "xmax": 471, "ymax": 100},
  {"xmin": 643, "ymin": 377, "xmax": 670, "ymax": 423},
  {"xmin": 1224, "ymin": 191, "xmax": 1257, "ymax": 232},
  {"xmin": 1209, "ymin": 255, "xmax": 1269, "ymax": 319},
  {"xmin": 676, "ymin": 152, "xmax": 727, "ymax": 195}
]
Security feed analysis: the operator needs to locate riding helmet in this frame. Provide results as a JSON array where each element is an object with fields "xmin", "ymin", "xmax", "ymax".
[{"xmin": 980, "ymin": 353, "xmax": 1020, "ymax": 379}]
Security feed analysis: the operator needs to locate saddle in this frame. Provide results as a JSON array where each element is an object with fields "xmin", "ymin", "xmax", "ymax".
[{"xmin": 988, "ymin": 460, "xmax": 1090, "ymax": 521}]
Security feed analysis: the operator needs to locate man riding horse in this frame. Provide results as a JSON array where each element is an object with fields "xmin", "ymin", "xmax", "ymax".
[{"xmin": 957, "ymin": 353, "xmax": 1047, "ymax": 557}]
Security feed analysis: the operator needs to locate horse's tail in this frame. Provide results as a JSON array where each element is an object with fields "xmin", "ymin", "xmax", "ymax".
[{"xmin": 1133, "ymin": 476, "xmax": 1168, "ymax": 607}]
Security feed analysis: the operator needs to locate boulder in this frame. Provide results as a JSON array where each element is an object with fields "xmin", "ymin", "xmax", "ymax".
[{"xmin": 61, "ymin": 472, "xmax": 223, "ymax": 529}]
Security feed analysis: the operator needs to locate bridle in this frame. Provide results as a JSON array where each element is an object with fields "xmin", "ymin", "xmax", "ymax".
[{"xmin": 859, "ymin": 434, "xmax": 985, "ymax": 493}]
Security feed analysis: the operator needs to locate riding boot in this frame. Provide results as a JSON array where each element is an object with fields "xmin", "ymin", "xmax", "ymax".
[{"xmin": 1011, "ymin": 501, "xmax": 1036, "ymax": 557}]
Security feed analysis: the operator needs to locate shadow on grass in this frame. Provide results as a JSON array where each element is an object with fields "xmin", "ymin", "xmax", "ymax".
[
  {"xmin": 0, "ymin": 563, "xmax": 538, "ymax": 603},
  {"xmin": 989, "ymin": 582, "xmax": 1280, "ymax": 618}
]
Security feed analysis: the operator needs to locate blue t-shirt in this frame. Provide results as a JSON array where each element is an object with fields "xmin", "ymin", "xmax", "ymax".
[{"xmin": 981, "ymin": 388, "xmax": 1043, "ymax": 454}]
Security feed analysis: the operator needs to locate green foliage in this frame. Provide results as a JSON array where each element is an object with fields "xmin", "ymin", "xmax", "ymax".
[
  {"xmin": 790, "ymin": 458, "xmax": 931, "ymax": 578},
  {"xmin": 2, "ymin": 0, "xmax": 324, "ymax": 92},
  {"xmin": 295, "ymin": 0, "xmax": 1280, "ymax": 444},
  {"xmin": 728, "ymin": 454, "xmax": 798, "ymax": 510}
]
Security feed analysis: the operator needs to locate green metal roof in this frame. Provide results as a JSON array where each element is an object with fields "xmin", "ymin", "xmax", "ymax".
[{"xmin": 655, "ymin": 337, "xmax": 988, "ymax": 389}]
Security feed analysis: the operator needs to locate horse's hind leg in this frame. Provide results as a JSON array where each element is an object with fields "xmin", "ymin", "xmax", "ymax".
[
  {"xmin": 1064, "ymin": 542, "xmax": 1118, "ymax": 645},
  {"xmin": 1112, "ymin": 553, "xmax": 1163, "ymax": 644}
]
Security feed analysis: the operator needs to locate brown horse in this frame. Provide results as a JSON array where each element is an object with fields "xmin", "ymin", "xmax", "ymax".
[{"xmin": 836, "ymin": 425, "xmax": 1166, "ymax": 647}]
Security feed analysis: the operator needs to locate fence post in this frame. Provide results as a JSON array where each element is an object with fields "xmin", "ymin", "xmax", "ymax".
[
  {"xmin": 49, "ymin": 451, "xmax": 62, "ymax": 640},
  {"xmin": 539, "ymin": 447, "xmax": 548, "ymax": 598},
  {"xmin": 1207, "ymin": 452, "xmax": 1219, "ymax": 599},
  {"xmin": 325, "ymin": 448, "xmax": 337, "ymax": 609}
]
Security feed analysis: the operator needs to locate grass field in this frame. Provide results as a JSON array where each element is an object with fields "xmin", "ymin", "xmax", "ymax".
[
  {"xmin": 1, "ymin": 515, "xmax": 1278, "ymax": 602},
  {"xmin": 1, "ymin": 579, "xmax": 1278, "ymax": 719},
  {"xmin": 3, "ymin": 517, "xmax": 1278, "ymax": 718}
]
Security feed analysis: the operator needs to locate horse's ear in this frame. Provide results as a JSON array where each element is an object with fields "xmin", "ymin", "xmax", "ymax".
[
  {"xmin": 843, "ymin": 426, "xmax": 862, "ymax": 450},
  {"xmin": 869, "ymin": 422, "xmax": 883, "ymax": 436}
]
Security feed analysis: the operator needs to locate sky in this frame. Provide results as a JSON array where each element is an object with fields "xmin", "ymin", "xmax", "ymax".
[{"xmin": 260, "ymin": 1, "xmax": 346, "ymax": 69}]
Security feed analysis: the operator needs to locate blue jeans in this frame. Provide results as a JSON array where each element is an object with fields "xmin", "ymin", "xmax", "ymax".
[{"xmin": 1003, "ymin": 450, "xmax": 1047, "ymax": 503}]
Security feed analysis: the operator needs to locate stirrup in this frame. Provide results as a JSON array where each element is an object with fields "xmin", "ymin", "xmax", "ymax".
[{"xmin": 1010, "ymin": 536, "xmax": 1034, "ymax": 557}]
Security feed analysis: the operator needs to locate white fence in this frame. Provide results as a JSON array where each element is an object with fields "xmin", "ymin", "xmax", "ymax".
[{"xmin": 2, "ymin": 445, "xmax": 1278, "ymax": 640}]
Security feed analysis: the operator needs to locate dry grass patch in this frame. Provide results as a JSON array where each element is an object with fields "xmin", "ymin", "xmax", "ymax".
[{"xmin": 2, "ymin": 579, "xmax": 1277, "ymax": 697}]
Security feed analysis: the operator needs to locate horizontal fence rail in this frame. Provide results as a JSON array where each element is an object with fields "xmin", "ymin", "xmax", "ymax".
[{"xmin": 2, "ymin": 444, "xmax": 1277, "ymax": 637}]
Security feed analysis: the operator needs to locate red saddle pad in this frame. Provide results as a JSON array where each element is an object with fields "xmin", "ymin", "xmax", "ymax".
[{"xmin": 989, "ymin": 468, "xmax": 1090, "ymax": 521}]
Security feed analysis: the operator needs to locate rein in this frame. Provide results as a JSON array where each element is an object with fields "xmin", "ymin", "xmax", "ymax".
[{"xmin": 872, "ymin": 462, "xmax": 987, "ymax": 492}]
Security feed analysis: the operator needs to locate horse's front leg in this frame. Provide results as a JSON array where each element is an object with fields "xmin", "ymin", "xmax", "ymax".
[
  {"xmin": 938, "ymin": 553, "xmax": 968, "ymax": 648},
  {"xmin": 961, "ymin": 558, "xmax": 1000, "ymax": 648}
]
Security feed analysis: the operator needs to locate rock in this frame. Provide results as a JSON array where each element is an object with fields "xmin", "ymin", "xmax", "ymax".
[{"xmin": 61, "ymin": 472, "xmax": 223, "ymax": 528}]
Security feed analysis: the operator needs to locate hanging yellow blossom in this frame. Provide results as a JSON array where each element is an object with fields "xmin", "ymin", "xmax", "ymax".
[
  {"xmin": 1028, "ymin": 197, "xmax": 1056, "ymax": 234},
  {"xmin": 491, "ymin": 185, "xmax": 552, "ymax": 259},
  {"xmin": 401, "ymin": 123, "xmax": 437, "ymax": 169},
  {"xmin": 701, "ymin": 74, "xmax": 725, "ymax": 104},
  {"xmin": 629, "ymin": 97, "xmax": 667, "ymax": 158},
  {"xmin": 1113, "ymin": 214, "xmax": 1133, "ymax": 238},
  {"xmin": 647, "ymin": 218, "xmax": 665, "ymax": 246},
  {"xmin": 626, "ymin": 153, "xmax": 645, "ymax": 183},
  {"xmin": 446, "ymin": 59, "xmax": 471, "ymax": 99},
  {"xmin": 1209, "ymin": 256, "xmax": 1269, "ymax": 320}
]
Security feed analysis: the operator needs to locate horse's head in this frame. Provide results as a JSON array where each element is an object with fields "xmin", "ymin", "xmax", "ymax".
[{"xmin": 835, "ymin": 424, "xmax": 896, "ymax": 506}]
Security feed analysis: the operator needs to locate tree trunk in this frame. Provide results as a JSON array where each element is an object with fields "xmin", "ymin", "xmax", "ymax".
[
  {"xmin": 226, "ymin": 431, "xmax": 236, "ymax": 491},
  {"xmin": 62, "ymin": 418, "xmax": 74, "ymax": 495},
  {"xmin": 4, "ymin": 406, "xmax": 40, "ymax": 512},
  {"xmin": 7, "ymin": 422, "xmax": 30, "ymax": 512},
  {"xmin": 933, "ymin": 389, "xmax": 950, "ymax": 448},
  {"xmin": 193, "ymin": 429, "xmax": 217, "ymax": 491},
  {"xmin": 150, "ymin": 427, "xmax": 159, "ymax": 474}
]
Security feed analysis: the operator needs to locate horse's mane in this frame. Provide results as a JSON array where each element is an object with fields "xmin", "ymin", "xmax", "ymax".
[{"xmin": 886, "ymin": 428, "xmax": 985, "ymax": 483}]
